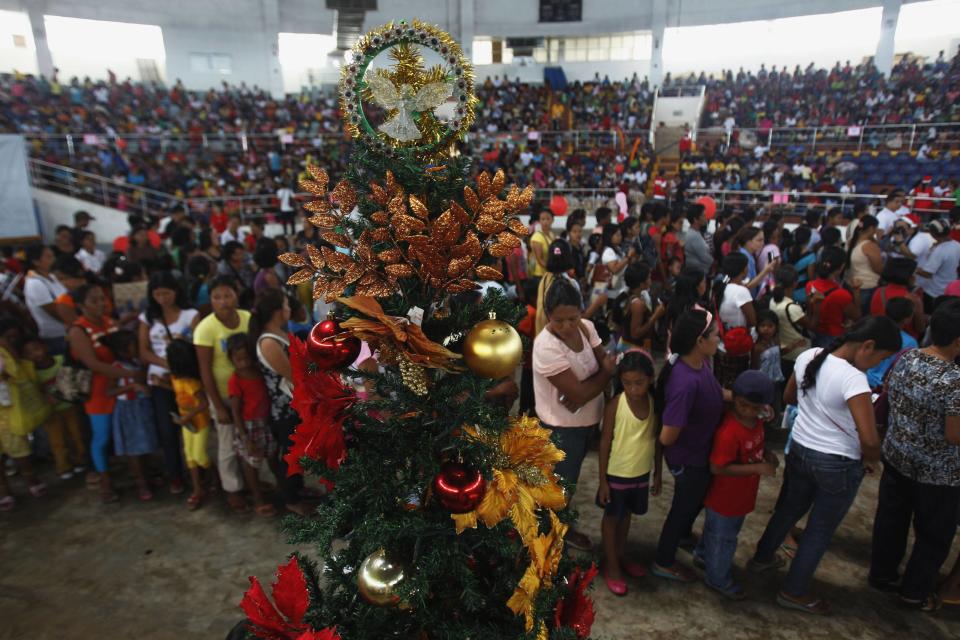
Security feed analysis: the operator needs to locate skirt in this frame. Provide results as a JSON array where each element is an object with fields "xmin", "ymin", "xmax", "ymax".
[
  {"xmin": 112, "ymin": 397, "xmax": 160, "ymax": 456},
  {"xmin": 233, "ymin": 419, "xmax": 278, "ymax": 468}
]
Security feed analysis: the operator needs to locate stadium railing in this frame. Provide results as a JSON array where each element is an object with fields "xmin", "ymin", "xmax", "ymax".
[
  {"xmin": 686, "ymin": 187, "xmax": 956, "ymax": 217},
  {"xmin": 694, "ymin": 122, "xmax": 960, "ymax": 155}
]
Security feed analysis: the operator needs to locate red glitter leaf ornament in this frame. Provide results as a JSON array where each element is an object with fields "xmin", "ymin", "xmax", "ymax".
[
  {"xmin": 240, "ymin": 557, "xmax": 341, "ymax": 640},
  {"xmin": 553, "ymin": 563, "xmax": 598, "ymax": 640},
  {"xmin": 284, "ymin": 334, "xmax": 357, "ymax": 475}
]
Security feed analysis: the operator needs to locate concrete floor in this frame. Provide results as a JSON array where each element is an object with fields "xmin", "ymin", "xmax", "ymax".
[{"xmin": 2, "ymin": 448, "xmax": 960, "ymax": 640}]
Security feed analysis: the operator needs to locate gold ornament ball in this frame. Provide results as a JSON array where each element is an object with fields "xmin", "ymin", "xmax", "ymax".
[
  {"xmin": 462, "ymin": 313, "xmax": 523, "ymax": 379},
  {"xmin": 358, "ymin": 548, "xmax": 407, "ymax": 607}
]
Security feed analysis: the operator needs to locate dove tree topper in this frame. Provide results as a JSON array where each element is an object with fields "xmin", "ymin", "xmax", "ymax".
[{"xmin": 338, "ymin": 20, "xmax": 477, "ymax": 158}]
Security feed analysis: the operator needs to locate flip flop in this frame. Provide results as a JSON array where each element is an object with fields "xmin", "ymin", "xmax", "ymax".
[
  {"xmin": 651, "ymin": 563, "xmax": 696, "ymax": 583},
  {"xmin": 255, "ymin": 503, "xmax": 277, "ymax": 517},
  {"xmin": 0, "ymin": 495, "xmax": 14, "ymax": 512},
  {"xmin": 186, "ymin": 494, "xmax": 203, "ymax": 511},
  {"xmin": 28, "ymin": 482, "xmax": 48, "ymax": 498},
  {"xmin": 138, "ymin": 488, "xmax": 154, "ymax": 502},
  {"xmin": 939, "ymin": 595, "xmax": 960, "ymax": 606},
  {"xmin": 776, "ymin": 592, "xmax": 831, "ymax": 615}
]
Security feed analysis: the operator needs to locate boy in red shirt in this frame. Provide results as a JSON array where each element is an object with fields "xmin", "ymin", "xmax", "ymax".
[{"xmin": 694, "ymin": 370, "xmax": 779, "ymax": 599}]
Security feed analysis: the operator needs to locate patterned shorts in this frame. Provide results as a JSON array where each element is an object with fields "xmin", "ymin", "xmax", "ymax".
[{"xmin": 233, "ymin": 419, "xmax": 278, "ymax": 468}]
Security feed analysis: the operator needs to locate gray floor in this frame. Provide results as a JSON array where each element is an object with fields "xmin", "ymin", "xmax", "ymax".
[{"xmin": 2, "ymin": 448, "xmax": 959, "ymax": 640}]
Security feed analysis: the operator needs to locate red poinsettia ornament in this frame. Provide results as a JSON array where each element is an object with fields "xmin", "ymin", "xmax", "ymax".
[
  {"xmin": 284, "ymin": 334, "xmax": 357, "ymax": 475},
  {"xmin": 553, "ymin": 563, "xmax": 598, "ymax": 640},
  {"xmin": 239, "ymin": 556, "xmax": 340, "ymax": 640}
]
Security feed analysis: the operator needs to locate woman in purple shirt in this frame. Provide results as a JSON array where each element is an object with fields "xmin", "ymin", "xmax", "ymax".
[{"xmin": 652, "ymin": 309, "xmax": 725, "ymax": 582}]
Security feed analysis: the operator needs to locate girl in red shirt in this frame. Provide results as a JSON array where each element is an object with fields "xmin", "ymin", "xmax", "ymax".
[
  {"xmin": 226, "ymin": 334, "xmax": 278, "ymax": 516},
  {"xmin": 805, "ymin": 247, "xmax": 861, "ymax": 348}
]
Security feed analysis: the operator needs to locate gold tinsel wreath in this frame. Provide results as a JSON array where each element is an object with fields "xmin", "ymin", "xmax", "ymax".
[{"xmin": 339, "ymin": 19, "xmax": 477, "ymax": 157}]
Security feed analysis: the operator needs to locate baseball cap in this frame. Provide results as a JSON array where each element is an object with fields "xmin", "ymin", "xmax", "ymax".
[
  {"xmin": 74, "ymin": 210, "xmax": 95, "ymax": 221},
  {"xmin": 732, "ymin": 370, "xmax": 775, "ymax": 406},
  {"xmin": 923, "ymin": 175, "xmax": 932, "ymax": 183}
]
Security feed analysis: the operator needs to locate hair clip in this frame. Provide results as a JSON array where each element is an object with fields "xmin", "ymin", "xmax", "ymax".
[
  {"xmin": 552, "ymin": 246, "xmax": 562, "ymax": 255},
  {"xmin": 721, "ymin": 274, "xmax": 731, "ymax": 284},
  {"xmin": 667, "ymin": 352, "xmax": 680, "ymax": 365}
]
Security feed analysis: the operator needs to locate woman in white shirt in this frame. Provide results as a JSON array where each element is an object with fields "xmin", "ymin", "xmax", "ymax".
[
  {"xmin": 138, "ymin": 272, "xmax": 200, "ymax": 495},
  {"xmin": 714, "ymin": 252, "xmax": 756, "ymax": 388},
  {"xmin": 23, "ymin": 245, "xmax": 68, "ymax": 354},
  {"xmin": 599, "ymin": 223, "xmax": 635, "ymax": 300},
  {"xmin": 75, "ymin": 231, "xmax": 106, "ymax": 275},
  {"xmin": 750, "ymin": 316, "xmax": 901, "ymax": 615}
]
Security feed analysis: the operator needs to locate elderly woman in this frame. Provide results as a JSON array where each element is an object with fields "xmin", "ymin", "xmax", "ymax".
[
  {"xmin": 533, "ymin": 278, "xmax": 616, "ymax": 550},
  {"xmin": 871, "ymin": 299, "xmax": 960, "ymax": 611}
]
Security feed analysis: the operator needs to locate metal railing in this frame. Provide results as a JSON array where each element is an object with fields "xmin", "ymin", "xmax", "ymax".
[
  {"xmin": 686, "ymin": 188, "xmax": 956, "ymax": 217},
  {"xmin": 28, "ymin": 158, "xmax": 183, "ymax": 216},
  {"xmin": 27, "ymin": 159, "xmax": 623, "ymax": 223},
  {"xmin": 23, "ymin": 128, "xmax": 651, "ymax": 160},
  {"xmin": 694, "ymin": 122, "xmax": 960, "ymax": 155}
]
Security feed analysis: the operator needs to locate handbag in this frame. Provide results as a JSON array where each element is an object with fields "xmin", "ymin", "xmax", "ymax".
[
  {"xmin": 8, "ymin": 366, "xmax": 52, "ymax": 436},
  {"xmin": 715, "ymin": 302, "xmax": 754, "ymax": 357},
  {"xmin": 52, "ymin": 349, "xmax": 92, "ymax": 404}
]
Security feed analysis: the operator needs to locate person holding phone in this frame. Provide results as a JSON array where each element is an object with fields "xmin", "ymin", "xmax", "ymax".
[{"xmin": 758, "ymin": 220, "xmax": 783, "ymax": 297}]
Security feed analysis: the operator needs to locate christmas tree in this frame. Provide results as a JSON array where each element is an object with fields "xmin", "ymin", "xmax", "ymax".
[{"xmin": 239, "ymin": 20, "xmax": 596, "ymax": 640}]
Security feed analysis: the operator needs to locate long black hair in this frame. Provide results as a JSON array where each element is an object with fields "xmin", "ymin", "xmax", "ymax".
[
  {"xmin": 800, "ymin": 315, "xmax": 902, "ymax": 395},
  {"xmin": 249, "ymin": 288, "xmax": 286, "ymax": 341},
  {"xmin": 546, "ymin": 239, "xmax": 574, "ymax": 274},
  {"xmin": 714, "ymin": 252, "xmax": 749, "ymax": 309},
  {"xmin": 654, "ymin": 309, "xmax": 713, "ymax": 415},
  {"xmin": 667, "ymin": 267, "xmax": 706, "ymax": 328},
  {"xmin": 772, "ymin": 264, "xmax": 798, "ymax": 304},
  {"xmin": 787, "ymin": 226, "xmax": 812, "ymax": 263},
  {"xmin": 145, "ymin": 271, "xmax": 190, "ymax": 324},
  {"xmin": 601, "ymin": 223, "xmax": 621, "ymax": 253},
  {"xmin": 816, "ymin": 246, "xmax": 848, "ymax": 280},
  {"xmin": 846, "ymin": 214, "xmax": 878, "ymax": 268}
]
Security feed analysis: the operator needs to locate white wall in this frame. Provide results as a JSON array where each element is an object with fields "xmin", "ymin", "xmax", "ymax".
[
  {"xmin": 162, "ymin": 27, "xmax": 273, "ymax": 92},
  {"xmin": 0, "ymin": 10, "xmax": 38, "ymax": 75},
  {"xmin": 662, "ymin": 7, "xmax": 883, "ymax": 76},
  {"xmin": 895, "ymin": 0, "xmax": 960, "ymax": 59},
  {"xmin": 653, "ymin": 95, "xmax": 703, "ymax": 127},
  {"xmin": 32, "ymin": 189, "xmax": 131, "ymax": 244},
  {"xmin": 475, "ymin": 59, "xmax": 651, "ymax": 84},
  {"xmin": 43, "ymin": 15, "xmax": 166, "ymax": 83}
]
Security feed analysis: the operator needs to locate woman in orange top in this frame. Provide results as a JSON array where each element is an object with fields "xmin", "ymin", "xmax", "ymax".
[{"xmin": 67, "ymin": 284, "xmax": 138, "ymax": 502}]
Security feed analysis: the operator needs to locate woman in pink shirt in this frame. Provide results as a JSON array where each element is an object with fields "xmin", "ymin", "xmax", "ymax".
[{"xmin": 533, "ymin": 278, "xmax": 616, "ymax": 550}]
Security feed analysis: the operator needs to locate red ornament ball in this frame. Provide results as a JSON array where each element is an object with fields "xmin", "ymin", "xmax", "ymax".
[
  {"xmin": 307, "ymin": 316, "xmax": 361, "ymax": 370},
  {"xmin": 433, "ymin": 461, "xmax": 486, "ymax": 513}
]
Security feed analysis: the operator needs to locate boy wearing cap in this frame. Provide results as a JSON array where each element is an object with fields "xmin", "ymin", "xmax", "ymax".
[{"xmin": 694, "ymin": 370, "xmax": 779, "ymax": 599}]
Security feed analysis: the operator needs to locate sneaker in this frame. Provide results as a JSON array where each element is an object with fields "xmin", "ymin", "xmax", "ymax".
[
  {"xmin": 60, "ymin": 471, "xmax": 74, "ymax": 480},
  {"xmin": 73, "ymin": 465, "xmax": 86, "ymax": 475}
]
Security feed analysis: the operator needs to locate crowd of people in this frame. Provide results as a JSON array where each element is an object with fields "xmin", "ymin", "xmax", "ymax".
[
  {"xmin": 515, "ymin": 190, "xmax": 960, "ymax": 613},
  {"xmin": 665, "ymin": 51, "xmax": 960, "ymax": 130},
  {"xmin": 0, "ymin": 205, "xmax": 342, "ymax": 516},
  {"xmin": 3, "ymin": 51, "xmax": 959, "ymax": 212}
]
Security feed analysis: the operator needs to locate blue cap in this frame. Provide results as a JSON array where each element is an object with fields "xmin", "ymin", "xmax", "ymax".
[{"xmin": 732, "ymin": 370, "xmax": 775, "ymax": 406}]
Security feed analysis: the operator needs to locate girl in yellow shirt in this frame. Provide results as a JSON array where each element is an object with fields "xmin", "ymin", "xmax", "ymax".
[{"xmin": 596, "ymin": 350, "xmax": 662, "ymax": 595}]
